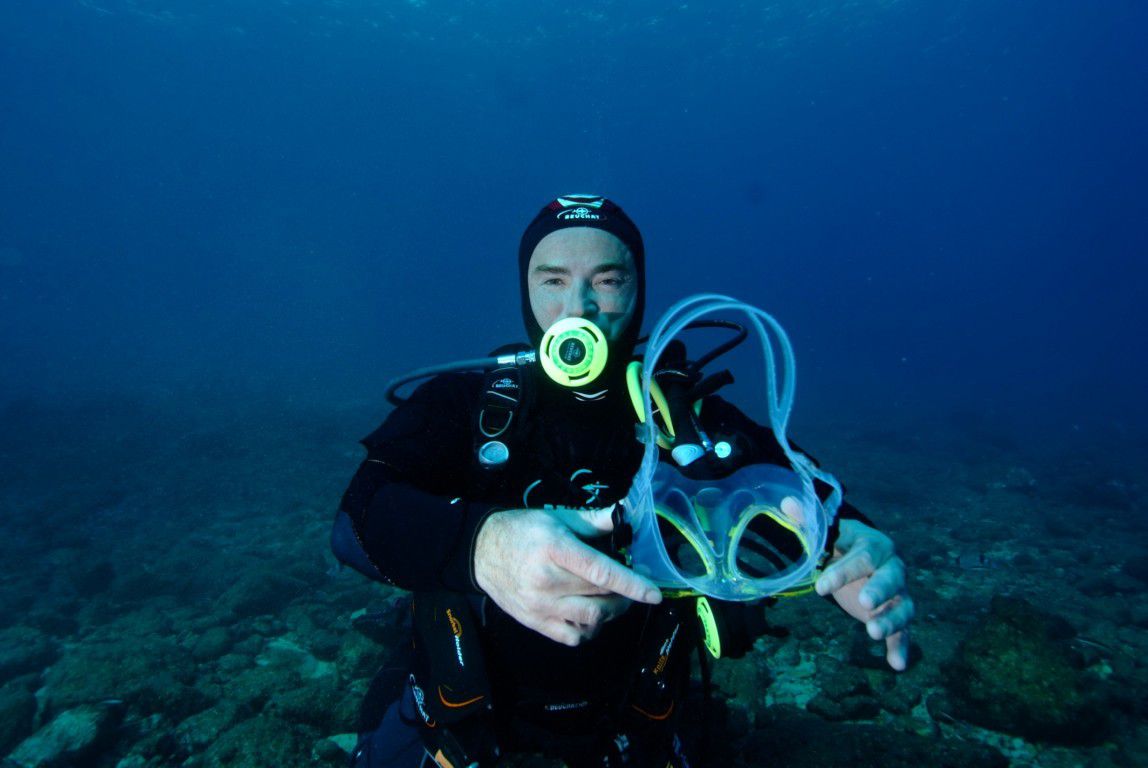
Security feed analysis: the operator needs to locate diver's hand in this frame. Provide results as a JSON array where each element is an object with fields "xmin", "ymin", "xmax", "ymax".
[
  {"xmin": 474, "ymin": 505, "xmax": 663, "ymax": 646},
  {"xmin": 815, "ymin": 519, "xmax": 915, "ymax": 671}
]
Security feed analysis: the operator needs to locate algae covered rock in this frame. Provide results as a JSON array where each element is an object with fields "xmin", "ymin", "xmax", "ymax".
[
  {"xmin": 0, "ymin": 625, "xmax": 57, "ymax": 684},
  {"xmin": 943, "ymin": 595, "xmax": 1111, "ymax": 745},
  {"xmin": 0, "ymin": 683, "xmax": 38, "ymax": 755},
  {"xmin": 200, "ymin": 714, "xmax": 316, "ymax": 768},
  {"xmin": 806, "ymin": 655, "xmax": 880, "ymax": 722},
  {"xmin": 740, "ymin": 707, "xmax": 1008, "ymax": 767},
  {"xmin": 40, "ymin": 636, "xmax": 203, "ymax": 721},
  {"xmin": 220, "ymin": 570, "xmax": 308, "ymax": 619},
  {"xmin": 6, "ymin": 700, "xmax": 124, "ymax": 768},
  {"xmin": 191, "ymin": 626, "xmax": 234, "ymax": 662},
  {"xmin": 173, "ymin": 702, "xmax": 242, "ymax": 756}
]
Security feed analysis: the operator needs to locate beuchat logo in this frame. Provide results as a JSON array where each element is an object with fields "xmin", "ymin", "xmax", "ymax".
[{"xmin": 557, "ymin": 206, "xmax": 604, "ymax": 221}]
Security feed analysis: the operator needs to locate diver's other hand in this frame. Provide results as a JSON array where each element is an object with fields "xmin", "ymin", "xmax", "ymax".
[
  {"xmin": 815, "ymin": 519, "xmax": 915, "ymax": 672},
  {"xmin": 473, "ymin": 505, "xmax": 663, "ymax": 647}
]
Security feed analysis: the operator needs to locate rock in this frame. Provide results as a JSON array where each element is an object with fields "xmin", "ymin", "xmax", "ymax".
[
  {"xmin": 309, "ymin": 629, "xmax": 343, "ymax": 661},
  {"xmin": 69, "ymin": 560, "xmax": 115, "ymax": 597},
  {"xmin": 1122, "ymin": 554, "xmax": 1148, "ymax": 584},
  {"xmin": 112, "ymin": 712, "xmax": 177, "ymax": 766},
  {"xmin": 814, "ymin": 655, "xmax": 870, "ymax": 700},
  {"xmin": 112, "ymin": 569, "xmax": 182, "ymax": 603},
  {"xmin": 742, "ymin": 708, "xmax": 1008, "ymax": 767},
  {"xmin": 191, "ymin": 627, "xmax": 233, "ymax": 662},
  {"xmin": 250, "ymin": 616, "xmax": 284, "ymax": 637},
  {"xmin": 943, "ymin": 595, "xmax": 1112, "ymax": 745},
  {"xmin": 220, "ymin": 571, "xmax": 308, "ymax": 619},
  {"xmin": 1012, "ymin": 551, "xmax": 1037, "ymax": 568},
  {"xmin": 805, "ymin": 692, "xmax": 880, "ymax": 721},
  {"xmin": 802, "ymin": 656, "xmax": 880, "ymax": 722},
  {"xmin": 868, "ymin": 674, "xmax": 920, "ymax": 716},
  {"xmin": 200, "ymin": 714, "xmax": 315, "ymax": 768},
  {"xmin": 257, "ymin": 637, "xmax": 336, "ymax": 680},
  {"xmin": 312, "ymin": 740, "xmax": 344, "ymax": 764},
  {"xmin": 7, "ymin": 700, "xmax": 124, "ymax": 768},
  {"xmin": 217, "ymin": 653, "xmax": 251, "ymax": 674},
  {"xmin": 313, "ymin": 733, "xmax": 357, "ymax": 764},
  {"xmin": 337, "ymin": 632, "xmax": 387, "ymax": 681},
  {"xmin": 267, "ymin": 677, "xmax": 345, "ymax": 731},
  {"xmin": 40, "ymin": 637, "xmax": 203, "ymax": 721},
  {"xmin": 710, "ymin": 653, "xmax": 772, "ymax": 718},
  {"xmin": 0, "ymin": 683, "xmax": 37, "ymax": 755},
  {"xmin": 349, "ymin": 598, "xmax": 409, "ymax": 645},
  {"xmin": 223, "ymin": 665, "xmax": 293, "ymax": 712},
  {"xmin": 1041, "ymin": 513, "xmax": 1078, "ymax": 538},
  {"xmin": 0, "ymin": 626, "xmax": 57, "ymax": 685},
  {"xmin": 1078, "ymin": 572, "xmax": 1142, "ymax": 597},
  {"xmin": 173, "ymin": 702, "xmax": 242, "ymax": 756}
]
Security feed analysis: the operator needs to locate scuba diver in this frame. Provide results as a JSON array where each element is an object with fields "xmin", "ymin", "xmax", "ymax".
[{"xmin": 331, "ymin": 194, "xmax": 915, "ymax": 768}]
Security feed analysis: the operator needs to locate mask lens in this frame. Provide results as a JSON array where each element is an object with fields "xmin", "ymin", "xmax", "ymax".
[
  {"xmin": 654, "ymin": 489, "xmax": 711, "ymax": 580},
  {"xmin": 735, "ymin": 508, "xmax": 807, "ymax": 579},
  {"xmin": 655, "ymin": 514, "xmax": 709, "ymax": 579}
]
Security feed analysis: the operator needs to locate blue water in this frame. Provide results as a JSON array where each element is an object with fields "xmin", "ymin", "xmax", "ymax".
[
  {"xmin": 2, "ymin": 0, "xmax": 1144, "ymax": 435},
  {"xmin": 1, "ymin": 2, "xmax": 1146, "ymax": 764}
]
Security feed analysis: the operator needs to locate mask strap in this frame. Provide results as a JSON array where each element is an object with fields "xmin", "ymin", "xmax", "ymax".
[
  {"xmin": 626, "ymin": 360, "xmax": 677, "ymax": 450},
  {"xmin": 637, "ymin": 295, "xmax": 842, "ymax": 519}
]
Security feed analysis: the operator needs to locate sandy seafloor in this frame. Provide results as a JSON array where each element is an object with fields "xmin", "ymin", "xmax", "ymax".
[{"xmin": 0, "ymin": 391, "xmax": 1145, "ymax": 767}]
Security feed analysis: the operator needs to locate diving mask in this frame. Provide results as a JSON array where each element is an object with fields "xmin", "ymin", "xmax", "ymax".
[{"xmin": 622, "ymin": 294, "xmax": 842, "ymax": 601}]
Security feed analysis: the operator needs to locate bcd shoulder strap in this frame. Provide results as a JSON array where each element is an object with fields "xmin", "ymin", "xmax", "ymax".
[{"xmin": 473, "ymin": 343, "xmax": 531, "ymax": 471}]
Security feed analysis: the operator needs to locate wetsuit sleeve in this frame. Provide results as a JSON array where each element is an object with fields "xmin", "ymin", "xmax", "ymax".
[
  {"xmin": 696, "ymin": 397, "xmax": 874, "ymax": 548},
  {"xmin": 337, "ymin": 374, "xmax": 498, "ymax": 593}
]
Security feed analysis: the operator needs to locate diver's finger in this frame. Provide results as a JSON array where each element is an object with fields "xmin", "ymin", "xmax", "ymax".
[
  {"xmin": 779, "ymin": 496, "xmax": 806, "ymax": 523},
  {"xmin": 535, "ymin": 616, "xmax": 584, "ymax": 647},
  {"xmin": 554, "ymin": 505, "xmax": 617, "ymax": 538},
  {"xmin": 833, "ymin": 519, "xmax": 893, "ymax": 556},
  {"xmin": 866, "ymin": 594, "xmax": 915, "ymax": 640},
  {"xmin": 816, "ymin": 546, "xmax": 880, "ymax": 596},
  {"xmin": 858, "ymin": 557, "xmax": 907, "ymax": 610},
  {"xmin": 550, "ymin": 538, "xmax": 662, "ymax": 605},
  {"xmin": 509, "ymin": 602, "xmax": 584, "ymax": 646},
  {"xmin": 885, "ymin": 628, "xmax": 910, "ymax": 672},
  {"xmin": 831, "ymin": 518, "xmax": 862, "ymax": 553},
  {"xmin": 556, "ymin": 594, "xmax": 632, "ymax": 628}
]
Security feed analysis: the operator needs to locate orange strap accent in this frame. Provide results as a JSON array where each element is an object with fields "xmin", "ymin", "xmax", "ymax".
[
  {"xmin": 630, "ymin": 700, "xmax": 675, "ymax": 721},
  {"xmin": 438, "ymin": 686, "xmax": 486, "ymax": 709}
]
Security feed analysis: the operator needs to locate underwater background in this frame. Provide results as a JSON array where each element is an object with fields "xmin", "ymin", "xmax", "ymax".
[{"xmin": 1, "ymin": 1, "xmax": 1145, "ymax": 766}]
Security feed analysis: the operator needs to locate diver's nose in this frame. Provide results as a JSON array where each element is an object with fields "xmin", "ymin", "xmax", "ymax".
[{"xmin": 563, "ymin": 283, "xmax": 599, "ymax": 319}]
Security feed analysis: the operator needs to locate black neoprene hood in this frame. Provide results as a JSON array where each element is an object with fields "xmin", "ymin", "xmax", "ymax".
[{"xmin": 517, "ymin": 195, "xmax": 646, "ymax": 363}]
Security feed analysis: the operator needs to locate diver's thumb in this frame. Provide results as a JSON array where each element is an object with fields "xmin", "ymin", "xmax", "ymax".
[{"xmin": 556, "ymin": 505, "xmax": 617, "ymax": 538}]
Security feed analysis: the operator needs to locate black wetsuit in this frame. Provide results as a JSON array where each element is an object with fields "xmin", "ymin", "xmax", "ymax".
[{"xmin": 334, "ymin": 368, "xmax": 868, "ymax": 767}]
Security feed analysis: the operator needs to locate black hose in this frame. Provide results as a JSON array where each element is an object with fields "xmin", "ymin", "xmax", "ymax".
[{"xmin": 384, "ymin": 356, "xmax": 502, "ymax": 406}]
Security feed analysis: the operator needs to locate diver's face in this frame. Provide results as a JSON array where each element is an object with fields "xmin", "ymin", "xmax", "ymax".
[{"xmin": 527, "ymin": 228, "xmax": 637, "ymax": 342}]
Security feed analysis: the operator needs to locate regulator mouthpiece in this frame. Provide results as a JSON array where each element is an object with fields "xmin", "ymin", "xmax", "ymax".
[{"xmin": 539, "ymin": 317, "xmax": 609, "ymax": 388}]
